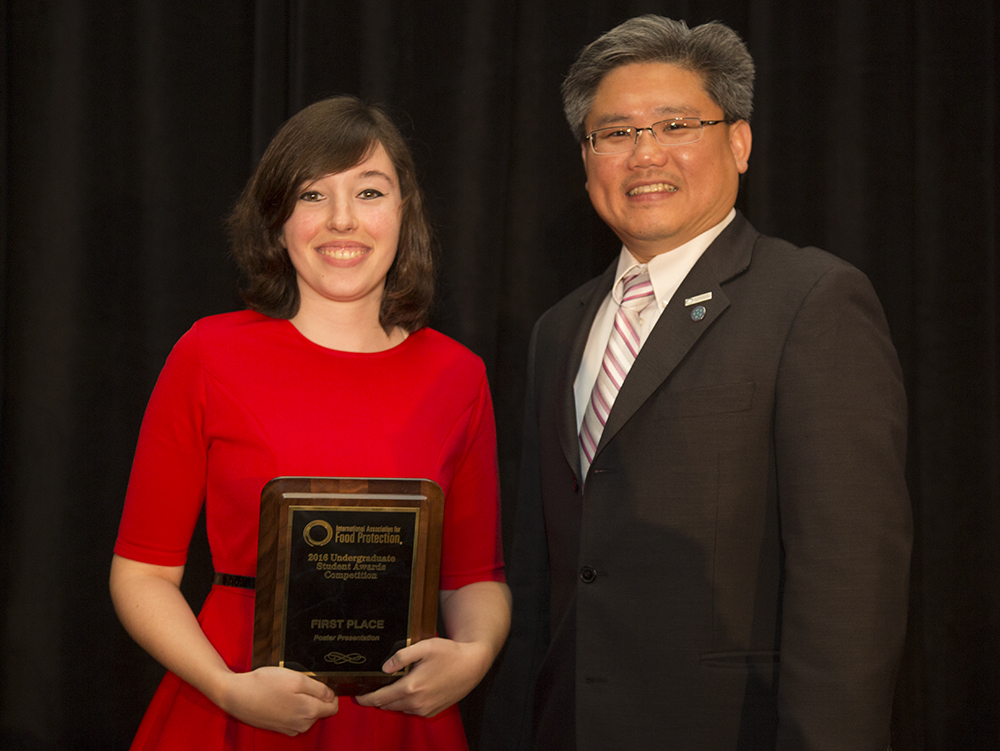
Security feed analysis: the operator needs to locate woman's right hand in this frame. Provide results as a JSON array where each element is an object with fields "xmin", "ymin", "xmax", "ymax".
[
  {"xmin": 215, "ymin": 667, "xmax": 339, "ymax": 736},
  {"xmin": 110, "ymin": 556, "xmax": 338, "ymax": 736}
]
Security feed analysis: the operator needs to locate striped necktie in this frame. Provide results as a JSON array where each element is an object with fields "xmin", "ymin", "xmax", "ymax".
[{"xmin": 579, "ymin": 267, "xmax": 655, "ymax": 479}]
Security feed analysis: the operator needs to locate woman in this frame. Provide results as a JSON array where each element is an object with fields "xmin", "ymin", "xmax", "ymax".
[{"xmin": 110, "ymin": 96, "xmax": 510, "ymax": 750}]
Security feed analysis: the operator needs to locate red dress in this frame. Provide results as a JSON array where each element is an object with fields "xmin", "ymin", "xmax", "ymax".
[{"xmin": 115, "ymin": 311, "xmax": 505, "ymax": 750}]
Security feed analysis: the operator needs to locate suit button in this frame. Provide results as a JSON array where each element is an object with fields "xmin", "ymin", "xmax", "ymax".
[{"xmin": 579, "ymin": 566, "xmax": 597, "ymax": 583}]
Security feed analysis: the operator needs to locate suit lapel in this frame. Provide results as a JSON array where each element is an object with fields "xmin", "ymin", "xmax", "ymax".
[
  {"xmin": 557, "ymin": 264, "xmax": 618, "ymax": 478},
  {"xmin": 593, "ymin": 215, "xmax": 758, "ymax": 461}
]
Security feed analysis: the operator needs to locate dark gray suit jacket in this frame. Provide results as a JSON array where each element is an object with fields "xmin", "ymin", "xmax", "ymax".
[{"xmin": 482, "ymin": 213, "xmax": 912, "ymax": 751}]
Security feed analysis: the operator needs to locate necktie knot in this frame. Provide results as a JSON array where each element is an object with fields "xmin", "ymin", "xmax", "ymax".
[{"xmin": 619, "ymin": 268, "xmax": 654, "ymax": 313}]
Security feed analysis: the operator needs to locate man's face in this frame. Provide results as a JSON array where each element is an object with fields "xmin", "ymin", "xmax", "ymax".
[{"xmin": 581, "ymin": 62, "xmax": 751, "ymax": 261}]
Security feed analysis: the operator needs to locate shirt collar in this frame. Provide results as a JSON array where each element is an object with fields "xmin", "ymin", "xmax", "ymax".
[{"xmin": 612, "ymin": 209, "xmax": 736, "ymax": 307}]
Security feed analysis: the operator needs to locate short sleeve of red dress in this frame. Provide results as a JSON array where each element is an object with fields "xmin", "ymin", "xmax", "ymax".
[{"xmin": 115, "ymin": 325, "xmax": 209, "ymax": 567}]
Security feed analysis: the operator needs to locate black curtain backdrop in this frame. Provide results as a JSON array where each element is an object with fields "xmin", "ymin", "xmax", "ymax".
[{"xmin": 1, "ymin": 1, "xmax": 997, "ymax": 749}]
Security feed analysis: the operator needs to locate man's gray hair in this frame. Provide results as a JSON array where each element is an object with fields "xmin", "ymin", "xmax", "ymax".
[{"xmin": 561, "ymin": 15, "xmax": 756, "ymax": 141}]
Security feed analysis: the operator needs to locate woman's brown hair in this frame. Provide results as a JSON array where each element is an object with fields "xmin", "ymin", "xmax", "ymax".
[{"xmin": 228, "ymin": 96, "xmax": 435, "ymax": 332}]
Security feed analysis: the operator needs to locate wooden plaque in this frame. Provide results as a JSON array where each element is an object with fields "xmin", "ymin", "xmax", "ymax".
[{"xmin": 252, "ymin": 477, "xmax": 443, "ymax": 695}]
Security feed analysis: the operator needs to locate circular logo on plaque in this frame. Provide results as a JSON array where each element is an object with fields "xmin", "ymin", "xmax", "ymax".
[{"xmin": 303, "ymin": 519, "xmax": 334, "ymax": 547}]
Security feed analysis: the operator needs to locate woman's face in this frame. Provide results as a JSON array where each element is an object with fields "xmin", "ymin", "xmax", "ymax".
[{"xmin": 281, "ymin": 143, "xmax": 403, "ymax": 314}]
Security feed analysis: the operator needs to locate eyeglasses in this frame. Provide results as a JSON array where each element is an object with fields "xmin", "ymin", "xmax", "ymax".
[{"xmin": 585, "ymin": 118, "xmax": 731, "ymax": 154}]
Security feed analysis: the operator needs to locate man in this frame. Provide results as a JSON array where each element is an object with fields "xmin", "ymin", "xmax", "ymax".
[{"xmin": 484, "ymin": 15, "xmax": 912, "ymax": 751}]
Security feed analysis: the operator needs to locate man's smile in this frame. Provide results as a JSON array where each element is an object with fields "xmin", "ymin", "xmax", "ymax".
[{"xmin": 626, "ymin": 182, "xmax": 679, "ymax": 196}]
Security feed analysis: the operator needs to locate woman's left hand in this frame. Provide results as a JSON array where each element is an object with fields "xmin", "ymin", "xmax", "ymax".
[
  {"xmin": 354, "ymin": 581, "xmax": 511, "ymax": 717},
  {"xmin": 355, "ymin": 637, "xmax": 491, "ymax": 717}
]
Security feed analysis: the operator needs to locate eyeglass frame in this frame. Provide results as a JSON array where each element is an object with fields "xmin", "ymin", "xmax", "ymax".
[{"xmin": 583, "ymin": 118, "xmax": 734, "ymax": 154}]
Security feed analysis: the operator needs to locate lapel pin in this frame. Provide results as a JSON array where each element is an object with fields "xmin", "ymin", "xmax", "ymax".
[
  {"xmin": 690, "ymin": 305, "xmax": 707, "ymax": 321},
  {"xmin": 684, "ymin": 292, "xmax": 713, "ymax": 306}
]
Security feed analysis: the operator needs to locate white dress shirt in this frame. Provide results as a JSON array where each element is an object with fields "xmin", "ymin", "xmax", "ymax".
[{"xmin": 574, "ymin": 209, "xmax": 736, "ymax": 432}]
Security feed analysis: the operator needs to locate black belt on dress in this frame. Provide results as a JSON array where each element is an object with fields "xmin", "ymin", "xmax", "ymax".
[{"xmin": 213, "ymin": 572, "xmax": 256, "ymax": 589}]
